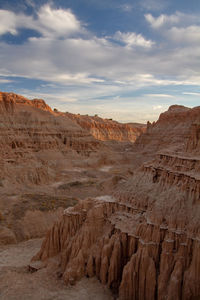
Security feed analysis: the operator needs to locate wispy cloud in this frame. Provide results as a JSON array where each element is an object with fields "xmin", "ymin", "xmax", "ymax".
[
  {"xmin": 140, "ymin": 0, "xmax": 169, "ymax": 12},
  {"xmin": 153, "ymin": 105, "xmax": 163, "ymax": 110},
  {"xmin": 145, "ymin": 12, "xmax": 200, "ymax": 30},
  {"xmin": 183, "ymin": 92, "xmax": 200, "ymax": 96},
  {"xmin": 145, "ymin": 13, "xmax": 179, "ymax": 29},
  {"xmin": 146, "ymin": 93, "xmax": 174, "ymax": 98},
  {"xmin": 120, "ymin": 4, "xmax": 133, "ymax": 12},
  {"xmin": 0, "ymin": 78, "xmax": 13, "ymax": 83},
  {"xmin": 113, "ymin": 31, "xmax": 154, "ymax": 48}
]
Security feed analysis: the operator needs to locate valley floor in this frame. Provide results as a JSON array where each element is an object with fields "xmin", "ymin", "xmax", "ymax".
[{"xmin": 0, "ymin": 238, "xmax": 113, "ymax": 300}]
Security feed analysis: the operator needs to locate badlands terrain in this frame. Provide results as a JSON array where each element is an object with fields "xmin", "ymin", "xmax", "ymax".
[{"xmin": 0, "ymin": 91, "xmax": 200, "ymax": 299}]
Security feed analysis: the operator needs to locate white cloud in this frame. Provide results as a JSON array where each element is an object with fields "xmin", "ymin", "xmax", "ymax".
[
  {"xmin": 168, "ymin": 26, "xmax": 200, "ymax": 44},
  {"xmin": 0, "ymin": 4, "xmax": 82, "ymax": 38},
  {"xmin": 0, "ymin": 10, "xmax": 18, "ymax": 35},
  {"xmin": 183, "ymin": 92, "xmax": 200, "ymax": 96},
  {"xmin": 153, "ymin": 105, "xmax": 163, "ymax": 110},
  {"xmin": 145, "ymin": 13, "xmax": 179, "ymax": 29},
  {"xmin": 0, "ymin": 78, "xmax": 13, "ymax": 83},
  {"xmin": 114, "ymin": 31, "xmax": 154, "ymax": 48},
  {"xmin": 0, "ymin": 33, "xmax": 199, "ymax": 90},
  {"xmin": 146, "ymin": 93, "xmax": 174, "ymax": 98},
  {"xmin": 36, "ymin": 5, "xmax": 82, "ymax": 37},
  {"xmin": 145, "ymin": 12, "xmax": 200, "ymax": 30}
]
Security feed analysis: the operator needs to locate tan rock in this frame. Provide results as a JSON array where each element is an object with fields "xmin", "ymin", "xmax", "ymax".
[{"xmin": 33, "ymin": 104, "xmax": 200, "ymax": 299}]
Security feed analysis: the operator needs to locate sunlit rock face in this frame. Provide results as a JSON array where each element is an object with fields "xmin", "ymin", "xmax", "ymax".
[
  {"xmin": 65, "ymin": 112, "xmax": 146, "ymax": 142},
  {"xmin": 33, "ymin": 104, "xmax": 200, "ymax": 300}
]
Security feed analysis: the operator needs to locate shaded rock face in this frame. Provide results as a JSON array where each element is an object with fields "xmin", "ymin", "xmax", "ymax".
[
  {"xmin": 134, "ymin": 105, "xmax": 200, "ymax": 155},
  {"xmin": 0, "ymin": 92, "xmax": 101, "ymax": 185},
  {"xmin": 34, "ymin": 105, "xmax": 200, "ymax": 299},
  {"xmin": 65, "ymin": 112, "xmax": 146, "ymax": 142},
  {"xmin": 0, "ymin": 92, "xmax": 100, "ymax": 155},
  {"xmin": 186, "ymin": 124, "xmax": 200, "ymax": 153}
]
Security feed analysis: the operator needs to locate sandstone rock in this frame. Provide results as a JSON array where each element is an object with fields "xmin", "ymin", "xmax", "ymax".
[
  {"xmin": 33, "ymin": 104, "xmax": 200, "ymax": 299},
  {"xmin": 134, "ymin": 105, "xmax": 200, "ymax": 156},
  {"xmin": 0, "ymin": 91, "xmax": 102, "ymax": 185},
  {"xmin": 65, "ymin": 112, "xmax": 146, "ymax": 142}
]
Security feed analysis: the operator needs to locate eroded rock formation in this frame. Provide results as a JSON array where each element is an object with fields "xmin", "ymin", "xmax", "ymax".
[
  {"xmin": 0, "ymin": 92, "xmax": 101, "ymax": 185},
  {"xmin": 33, "ymin": 104, "xmax": 200, "ymax": 299},
  {"xmin": 65, "ymin": 112, "xmax": 146, "ymax": 142},
  {"xmin": 134, "ymin": 105, "xmax": 200, "ymax": 154}
]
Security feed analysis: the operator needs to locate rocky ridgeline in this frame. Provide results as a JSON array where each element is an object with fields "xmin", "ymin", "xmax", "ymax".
[
  {"xmin": 0, "ymin": 92, "xmax": 100, "ymax": 155},
  {"xmin": 0, "ymin": 92, "xmax": 52, "ymax": 113},
  {"xmin": 33, "ymin": 104, "xmax": 200, "ymax": 299},
  {"xmin": 65, "ymin": 112, "xmax": 146, "ymax": 142}
]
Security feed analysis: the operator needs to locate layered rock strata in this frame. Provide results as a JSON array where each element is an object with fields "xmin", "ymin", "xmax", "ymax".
[
  {"xmin": 33, "ymin": 105, "xmax": 200, "ymax": 299},
  {"xmin": 135, "ymin": 105, "xmax": 200, "ymax": 154},
  {"xmin": 33, "ymin": 178, "xmax": 200, "ymax": 300},
  {"xmin": 65, "ymin": 112, "xmax": 146, "ymax": 142},
  {"xmin": 143, "ymin": 153, "xmax": 200, "ymax": 203},
  {"xmin": 0, "ymin": 92, "xmax": 101, "ymax": 185}
]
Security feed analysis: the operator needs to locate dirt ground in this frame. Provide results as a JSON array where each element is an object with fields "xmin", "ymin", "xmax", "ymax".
[{"xmin": 0, "ymin": 238, "xmax": 114, "ymax": 300}]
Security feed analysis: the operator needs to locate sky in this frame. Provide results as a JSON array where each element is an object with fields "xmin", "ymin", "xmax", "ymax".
[{"xmin": 0, "ymin": 0, "xmax": 200, "ymax": 123}]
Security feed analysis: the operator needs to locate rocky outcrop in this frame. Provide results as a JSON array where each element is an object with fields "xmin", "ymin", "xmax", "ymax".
[
  {"xmin": 65, "ymin": 112, "xmax": 146, "ymax": 142},
  {"xmin": 33, "ymin": 180, "xmax": 200, "ymax": 299},
  {"xmin": 134, "ymin": 105, "xmax": 200, "ymax": 154},
  {"xmin": 33, "ymin": 105, "xmax": 200, "ymax": 299},
  {"xmin": 0, "ymin": 92, "xmax": 53, "ymax": 113}
]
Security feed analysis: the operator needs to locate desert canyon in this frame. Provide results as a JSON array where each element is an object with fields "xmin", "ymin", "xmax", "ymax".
[{"xmin": 0, "ymin": 91, "xmax": 199, "ymax": 300}]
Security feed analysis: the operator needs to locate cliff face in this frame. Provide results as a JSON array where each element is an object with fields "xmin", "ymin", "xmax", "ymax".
[
  {"xmin": 65, "ymin": 112, "xmax": 146, "ymax": 142},
  {"xmin": 0, "ymin": 92, "xmax": 101, "ymax": 185},
  {"xmin": 33, "ymin": 105, "xmax": 200, "ymax": 300},
  {"xmin": 134, "ymin": 105, "xmax": 200, "ymax": 154},
  {"xmin": 0, "ymin": 92, "xmax": 53, "ymax": 113}
]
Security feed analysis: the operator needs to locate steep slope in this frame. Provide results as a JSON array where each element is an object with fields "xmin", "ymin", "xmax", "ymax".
[
  {"xmin": 134, "ymin": 105, "xmax": 200, "ymax": 154},
  {"xmin": 65, "ymin": 112, "xmax": 146, "ymax": 142},
  {"xmin": 33, "ymin": 105, "xmax": 200, "ymax": 300},
  {"xmin": 0, "ymin": 92, "xmax": 101, "ymax": 185}
]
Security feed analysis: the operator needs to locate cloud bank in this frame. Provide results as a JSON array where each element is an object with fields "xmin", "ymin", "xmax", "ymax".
[{"xmin": 0, "ymin": 3, "xmax": 199, "ymax": 122}]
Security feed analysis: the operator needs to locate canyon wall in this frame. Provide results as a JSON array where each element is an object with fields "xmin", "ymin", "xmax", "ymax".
[
  {"xmin": 134, "ymin": 105, "xmax": 200, "ymax": 154},
  {"xmin": 34, "ymin": 104, "xmax": 200, "ymax": 300},
  {"xmin": 65, "ymin": 112, "xmax": 146, "ymax": 142},
  {"xmin": 0, "ymin": 92, "xmax": 101, "ymax": 185}
]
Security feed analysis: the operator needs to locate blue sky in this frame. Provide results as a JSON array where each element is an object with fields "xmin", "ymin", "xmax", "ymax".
[{"xmin": 0, "ymin": 0, "xmax": 200, "ymax": 122}]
